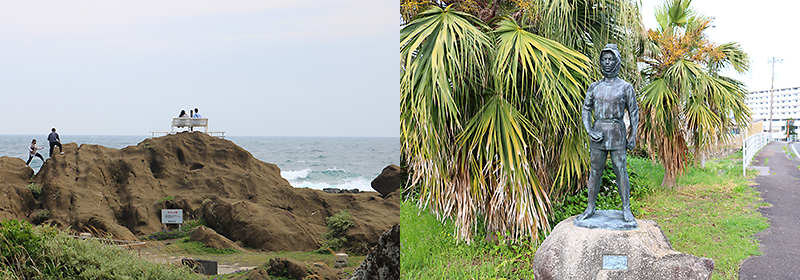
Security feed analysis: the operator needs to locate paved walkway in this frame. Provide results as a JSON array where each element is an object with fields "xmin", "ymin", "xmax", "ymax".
[{"xmin": 739, "ymin": 141, "xmax": 800, "ymax": 279}]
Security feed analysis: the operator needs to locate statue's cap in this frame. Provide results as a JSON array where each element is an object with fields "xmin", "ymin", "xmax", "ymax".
[{"xmin": 600, "ymin": 44, "xmax": 621, "ymax": 61}]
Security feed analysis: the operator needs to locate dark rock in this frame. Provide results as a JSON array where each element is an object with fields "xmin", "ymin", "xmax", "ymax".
[
  {"xmin": 244, "ymin": 268, "xmax": 270, "ymax": 280},
  {"xmin": 267, "ymin": 257, "xmax": 308, "ymax": 280},
  {"xmin": 533, "ymin": 217, "xmax": 714, "ymax": 280},
  {"xmin": 347, "ymin": 224, "xmax": 400, "ymax": 280},
  {"xmin": 309, "ymin": 262, "xmax": 342, "ymax": 280},
  {"xmin": 323, "ymin": 188, "xmax": 341, "ymax": 194},
  {"xmin": 370, "ymin": 165, "xmax": 402, "ymax": 197},
  {"xmin": 182, "ymin": 258, "xmax": 217, "ymax": 275}
]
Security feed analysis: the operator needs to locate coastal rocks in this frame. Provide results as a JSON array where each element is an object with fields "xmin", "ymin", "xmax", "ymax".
[
  {"xmin": 23, "ymin": 132, "xmax": 397, "ymax": 251},
  {"xmin": 189, "ymin": 225, "xmax": 242, "ymax": 251},
  {"xmin": 347, "ymin": 223, "xmax": 400, "ymax": 280},
  {"xmin": 322, "ymin": 188, "xmax": 361, "ymax": 194},
  {"xmin": 0, "ymin": 157, "xmax": 35, "ymax": 221},
  {"xmin": 533, "ymin": 217, "xmax": 714, "ymax": 280},
  {"xmin": 265, "ymin": 258, "xmax": 341, "ymax": 280},
  {"xmin": 370, "ymin": 165, "xmax": 403, "ymax": 197}
]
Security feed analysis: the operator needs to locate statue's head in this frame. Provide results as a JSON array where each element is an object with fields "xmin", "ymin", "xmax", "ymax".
[{"xmin": 600, "ymin": 44, "xmax": 621, "ymax": 78}]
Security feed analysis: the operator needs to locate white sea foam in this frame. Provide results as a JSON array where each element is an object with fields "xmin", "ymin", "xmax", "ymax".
[
  {"xmin": 281, "ymin": 169, "xmax": 312, "ymax": 180},
  {"xmin": 290, "ymin": 178, "xmax": 374, "ymax": 192}
]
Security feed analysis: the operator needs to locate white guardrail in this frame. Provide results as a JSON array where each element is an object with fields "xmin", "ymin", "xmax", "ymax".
[{"xmin": 742, "ymin": 132, "xmax": 772, "ymax": 176}]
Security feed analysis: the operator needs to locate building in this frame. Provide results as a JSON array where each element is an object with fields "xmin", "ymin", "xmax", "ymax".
[{"xmin": 746, "ymin": 86, "xmax": 800, "ymax": 137}]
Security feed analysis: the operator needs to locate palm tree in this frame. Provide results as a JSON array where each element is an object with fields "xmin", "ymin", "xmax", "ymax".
[
  {"xmin": 401, "ymin": 6, "xmax": 590, "ymax": 242},
  {"xmin": 401, "ymin": 1, "xmax": 644, "ymax": 242},
  {"xmin": 638, "ymin": 0, "xmax": 750, "ymax": 187}
]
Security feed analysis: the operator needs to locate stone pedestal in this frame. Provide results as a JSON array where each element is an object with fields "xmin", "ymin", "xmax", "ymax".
[
  {"xmin": 533, "ymin": 216, "xmax": 714, "ymax": 280},
  {"xmin": 334, "ymin": 253, "xmax": 349, "ymax": 268}
]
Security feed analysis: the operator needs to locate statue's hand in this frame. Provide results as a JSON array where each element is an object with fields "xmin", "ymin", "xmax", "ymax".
[
  {"xmin": 627, "ymin": 138, "xmax": 636, "ymax": 150},
  {"xmin": 589, "ymin": 131, "xmax": 603, "ymax": 142}
]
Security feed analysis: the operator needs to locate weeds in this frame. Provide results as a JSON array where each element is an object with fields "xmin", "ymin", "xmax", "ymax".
[
  {"xmin": 157, "ymin": 196, "xmax": 175, "ymax": 204},
  {"xmin": 174, "ymin": 238, "xmax": 237, "ymax": 254},
  {"xmin": 25, "ymin": 183, "xmax": 42, "ymax": 198},
  {"xmin": 142, "ymin": 218, "xmax": 205, "ymax": 241},
  {"xmin": 0, "ymin": 219, "xmax": 199, "ymax": 279}
]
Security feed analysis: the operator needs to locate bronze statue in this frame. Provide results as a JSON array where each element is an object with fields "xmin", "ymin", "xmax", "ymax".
[{"xmin": 576, "ymin": 44, "xmax": 639, "ymax": 225}]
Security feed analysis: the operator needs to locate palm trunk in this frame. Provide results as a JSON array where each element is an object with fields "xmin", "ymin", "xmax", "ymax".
[{"xmin": 661, "ymin": 170, "xmax": 677, "ymax": 188}]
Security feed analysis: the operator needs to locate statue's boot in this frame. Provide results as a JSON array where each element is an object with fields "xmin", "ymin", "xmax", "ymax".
[
  {"xmin": 622, "ymin": 206, "xmax": 635, "ymax": 222},
  {"xmin": 577, "ymin": 207, "xmax": 595, "ymax": 220}
]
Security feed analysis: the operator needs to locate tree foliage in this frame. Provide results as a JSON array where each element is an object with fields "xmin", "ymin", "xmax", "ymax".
[{"xmin": 638, "ymin": 0, "xmax": 751, "ymax": 187}]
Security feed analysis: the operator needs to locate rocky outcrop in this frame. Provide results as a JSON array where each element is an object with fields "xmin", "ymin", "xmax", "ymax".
[
  {"xmin": 189, "ymin": 225, "xmax": 242, "ymax": 251},
  {"xmin": 347, "ymin": 224, "xmax": 400, "ymax": 280},
  {"xmin": 6, "ymin": 132, "xmax": 397, "ymax": 251},
  {"xmin": 0, "ymin": 157, "xmax": 36, "ymax": 221},
  {"xmin": 267, "ymin": 257, "xmax": 309, "ymax": 279},
  {"xmin": 370, "ymin": 165, "xmax": 402, "ymax": 197},
  {"xmin": 533, "ymin": 217, "xmax": 714, "ymax": 280}
]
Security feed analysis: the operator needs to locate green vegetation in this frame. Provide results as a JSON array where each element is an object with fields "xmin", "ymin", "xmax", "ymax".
[
  {"xmin": 401, "ymin": 201, "xmax": 536, "ymax": 279},
  {"xmin": 402, "ymin": 155, "xmax": 768, "ymax": 279},
  {"xmin": 639, "ymin": 158, "xmax": 768, "ymax": 279},
  {"xmin": 143, "ymin": 218, "xmax": 205, "ymax": 241},
  {"xmin": 550, "ymin": 157, "xmax": 662, "ymax": 225},
  {"xmin": 639, "ymin": 0, "xmax": 750, "ymax": 188},
  {"xmin": 315, "ymin": 209, "xmax": 354, "ymax": 253},
  {"xmin": 25, "ymin": 183, "xmax": 42, "ymax": 198},
  {"xmin": 0, "ymin": 219, "xmax": 198, "ymax": 279},
  {"xmin": 173, "ymin": 238, "xmax": 237, "ymax": 254},
  {"xmin": 400, "ymin": 0, "xmax": 644, "ymax": 243},
  {"xmin": 157, "ymin": 196, "xmax": 175, "ymax": 203}
]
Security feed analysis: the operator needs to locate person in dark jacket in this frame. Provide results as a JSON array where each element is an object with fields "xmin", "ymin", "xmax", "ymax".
[{"xmin": 48, "ymin": 127, "xmax": 64, "ymax": 157}]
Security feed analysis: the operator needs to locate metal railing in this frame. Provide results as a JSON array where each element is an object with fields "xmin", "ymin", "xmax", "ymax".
[{"xmin": 742, "ymin": 132, "xmax": 772, "ymax": 176}]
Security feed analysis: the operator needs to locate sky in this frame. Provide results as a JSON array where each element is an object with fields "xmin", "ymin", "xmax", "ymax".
[
  {"xmin": 0, "ymin": 1, "xmax": 397, "ymax": 137},
  {"xmin": 639, "ymin": 0, "xmax": 800, "ymax": 92}
]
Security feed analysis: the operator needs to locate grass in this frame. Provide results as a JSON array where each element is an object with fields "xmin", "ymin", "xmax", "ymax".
[
  {"xmin": 401, "ymin": 155, "xmax": 768, "ymax": 279},
  {"xmin": 638, "ymin": 158, "xmax": 768, "ymax": 279},
  {"xmin": 400, "ymin": 201, "xmax": 536, "ymax": 279},
  {"xmin": 146, "ymin": 241, "xmax": 366, "ymax": 278},
  {"xmin": 1, "ymin": 220, "xmax": 199, "ymax": 279}
]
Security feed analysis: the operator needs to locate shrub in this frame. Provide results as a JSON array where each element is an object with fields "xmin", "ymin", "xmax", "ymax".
[
  {"xmin": 25, "ymin": 183, "xmax": 42, "ymax": 198},
  {"xmin": 1, "ymin": 219, "xmax": 200, "ymax": 279},
  {"xmin": 143, "ymin": 218, "xmax": 205, "ymax": 241},
  {"xmin": 315, "ymin": 209, "xmax": 354, "ymax": 253}
]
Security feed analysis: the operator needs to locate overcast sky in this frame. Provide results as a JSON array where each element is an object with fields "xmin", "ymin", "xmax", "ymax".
[
  {"xmin": 0, "ymin": 1, "xmax": 397, "ymax": 137},
  {"xmin": 639, "ymin": 0, "xmax": 800, "ymax": 92}
]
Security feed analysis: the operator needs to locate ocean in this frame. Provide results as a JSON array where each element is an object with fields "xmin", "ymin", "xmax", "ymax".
[{"xmin": 0, "ymin": 135, "xmax": 399, "ymax": 192}]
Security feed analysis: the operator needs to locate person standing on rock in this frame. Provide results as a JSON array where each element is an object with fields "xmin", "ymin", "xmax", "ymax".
[
  {"xmin": 27, "ymin": 139, "xmax": 46, "ymax": 166},
  {"xmin": 576, "ymin": 44, "xmax": 638, "ymax": 223},
  {"xmin": 48, "ymin": 127, "xmax": 64, "ymax": 157}
]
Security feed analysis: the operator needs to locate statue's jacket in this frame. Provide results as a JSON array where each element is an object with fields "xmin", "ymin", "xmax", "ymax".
[{"xmin": 583, "ymin": 77, "xmax": 638, "ymax": 151}]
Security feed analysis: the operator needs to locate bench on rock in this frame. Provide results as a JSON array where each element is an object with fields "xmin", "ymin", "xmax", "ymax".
[
  {"xmin": 172, "ymin": 118, "xmax": 208, "ymax": 133},
  {"xmin": 150, "ymin": 118, "xmax": 225, "ymax": 138}
]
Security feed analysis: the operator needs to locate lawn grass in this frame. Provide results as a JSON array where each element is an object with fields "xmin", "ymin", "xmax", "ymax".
[
  {"xmin": 401, "ymin": 155, "xmax": 768, "ymax": 279},
  {"xmin": 400, "ymin": 201, "xmax": 536, "ymax": 279},
  {"xmin": 638, "ymin": 157, "xmax": 768, "ymax": 279}
]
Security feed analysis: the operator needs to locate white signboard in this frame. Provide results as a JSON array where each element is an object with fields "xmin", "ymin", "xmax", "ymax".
[{"xmin": 161, "ymin": 209, "xmax": 183, "ymax": 224}]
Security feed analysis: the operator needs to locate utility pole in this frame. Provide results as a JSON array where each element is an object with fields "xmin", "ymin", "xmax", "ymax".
[{"xmin": 767, "ymin": 57, "xmax": 782, "ymax": 138}]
